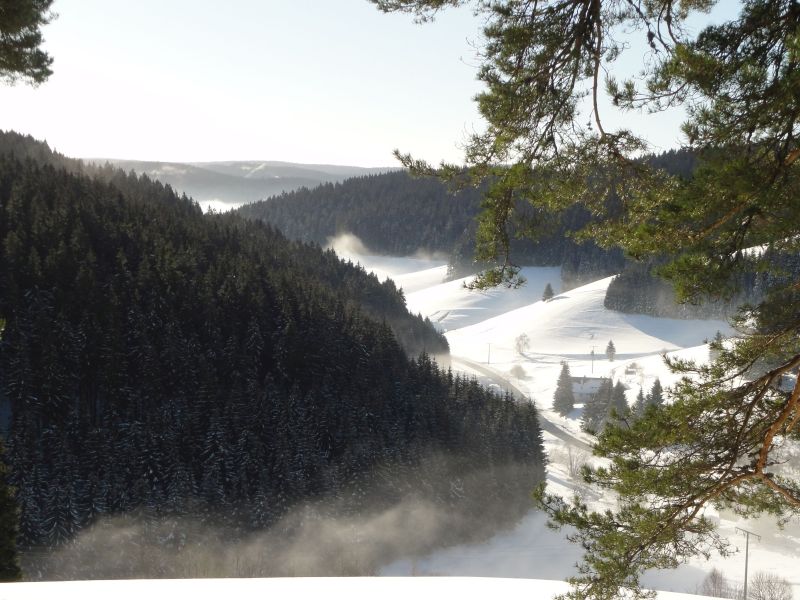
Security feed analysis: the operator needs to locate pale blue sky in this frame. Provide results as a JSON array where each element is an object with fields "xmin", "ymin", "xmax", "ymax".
[{"xmin": 0, "ymin": 0, "xmax": 739, "ymax": 167}]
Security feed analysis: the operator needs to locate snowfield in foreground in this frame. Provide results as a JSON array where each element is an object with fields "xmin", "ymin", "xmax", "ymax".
[{"xmin": 0, "ymin": 576, "xmax": 726, "ymax": 600}]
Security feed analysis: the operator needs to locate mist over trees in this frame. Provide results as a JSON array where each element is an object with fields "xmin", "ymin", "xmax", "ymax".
[
  {"xmin": 604, "ymin": 251, "xmax": 800, "ymax": 320},
  {"xmin": 0, "ymin": 133, "xmax": 545, "ymax": 572}
]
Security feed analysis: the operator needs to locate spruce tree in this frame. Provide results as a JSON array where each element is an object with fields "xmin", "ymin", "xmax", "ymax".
[
  {"xmin": 605, "ymin": 340, "xmax": 615, "ymax": 362},
  {"xmin": 610, "ymin": 381, "xmax": 628, "ymax": 418},
  {"xmin": 0, "ymin": 442, "xmax": 20, "ymax": 581},
  {"xmin": 542, "ymin": 282, "xmax": 554, "ymax": 301},
  {"xmin": 633, "ymin": 388, "xmax": 646, "ymax": 419},
  {"xmin": 553, "ymin": 362, "xmax": 575, "ymax": 416},
  {"xmin": 647, "ymin": 378, "xmax": 664, "ymax": 408}
]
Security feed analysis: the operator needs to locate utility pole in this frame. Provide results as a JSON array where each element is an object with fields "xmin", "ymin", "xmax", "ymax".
[
  {"xmin": 590, "ymin": 346, "xmax": 596, "ymax": 374},
  {"xmin": 736, "ymin": 526, "xmax": 761, "ymax": 599},
  {"xmin": 487, "ymin": 342, "xmax": 491, "ymax": 364}
]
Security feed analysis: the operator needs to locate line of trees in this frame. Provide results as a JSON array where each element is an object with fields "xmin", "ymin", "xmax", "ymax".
[{"xmin": 237, "ymin": 170, "xmax": 633, "ymax": 286}]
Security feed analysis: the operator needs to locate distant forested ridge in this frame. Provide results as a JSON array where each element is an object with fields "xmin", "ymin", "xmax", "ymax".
[
  {"xmin": 94, "ymin": 159, "xmax": 397, "ymax": 208},
  {"xmin": 238, "ymin": 171, "xmax": 627, "ymax": 286},
  {"xmin": 0, "ymin": 132, "xmax": 545, "ymax": 562},
  {"xmin": 238, "ymin": 152, "xmax": 710, "ymax": 288},
  {"xmin": 604, "ymin": 249, "xmax": 800, "ymax": 319},
  {"xmin": 238, "ymin": 171, "xmax": 481, "ymax": 256}
]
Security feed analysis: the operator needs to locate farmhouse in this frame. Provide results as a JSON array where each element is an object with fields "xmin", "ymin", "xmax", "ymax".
[{"xmin": 570, "ymin": 376, "xmax": 609, "ymax": 403}]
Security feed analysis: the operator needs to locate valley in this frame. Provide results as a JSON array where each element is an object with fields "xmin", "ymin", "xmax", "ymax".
[
  {"xmin": 336, "ymin": 248, "xmax": 800, "ymax": 597},
  {"xmin": 2, "ymin": 1, "xmax": 798, "ymax": 598},
  {"xmin": 6, "ymin": 244, "xmax": 798, "ymax": 599}
]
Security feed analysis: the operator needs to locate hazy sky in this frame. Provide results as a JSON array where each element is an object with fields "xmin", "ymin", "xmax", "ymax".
[{"xmin": 0, "ymin": 1, "xmax": 738, "ymax": 167}]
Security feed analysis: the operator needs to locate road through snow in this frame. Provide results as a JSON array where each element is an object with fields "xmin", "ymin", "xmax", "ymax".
[{"xmin": 450, "ymin": 356, "xmax": 593, "ymax": 453}]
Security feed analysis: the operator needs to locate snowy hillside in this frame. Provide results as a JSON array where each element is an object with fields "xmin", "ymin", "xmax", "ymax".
[{"xmin": 345, "ymin": 251, "xmax": 799, "ymax": 597}]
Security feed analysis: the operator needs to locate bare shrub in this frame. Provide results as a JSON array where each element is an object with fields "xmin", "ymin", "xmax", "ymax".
[
  {"xmin": 514, "ymin": 333, "xmax": 530, "ymax": 355},
  {"xmin": 750, "ymin": 571, "xmax": 793, "ymax": 600},
  {"xmin": 567, "ymin": 447, "xmax": 588, "ymax": 479},
  {"xmin": 698, "ymin": 567, "xmax": 736, "ymax": 598}
]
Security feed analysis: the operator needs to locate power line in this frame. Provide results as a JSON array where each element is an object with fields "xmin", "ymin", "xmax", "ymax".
[{"xmin": 735, "ymin": 526, "xmax": 761, "ymax": 599}]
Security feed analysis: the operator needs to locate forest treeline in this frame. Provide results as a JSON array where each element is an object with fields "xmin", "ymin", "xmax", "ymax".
[
  {"xmin": 237, "ymin": 170, "xmax": 626, "ymax": 287},
  {"xmin": 237, "ymin": 150, "xmax": 703, "ymax": 291},
  {"xmin": 603, "ymin": 250, "xmax": 800, "ymax": 319},
  {"xmin": 0, "ymin": 132, "xmax": 545, "ymax": 565},
  {"xmin": 240, "ymin": 149, "xmax": 798, "ymax": 319}
]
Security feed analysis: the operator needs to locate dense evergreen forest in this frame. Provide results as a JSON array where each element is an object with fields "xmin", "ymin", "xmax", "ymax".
[
  {"xmin": 604, "ymin": 250, "xmax": 800, "ymax": 319},
  {"xmin": 0, "ymin": 132, "xmax": 545, "ymax": 572},
  {"xmin": 237, "ymin": 171, "xmax": 626, "ymax": 287},
  {"xmin": 237, "ymin": 171, "xmax": 481, "ymax": 256},
  {"xmin": 237, "ymin": 150, "xmax": 703, "ymax": 291}
]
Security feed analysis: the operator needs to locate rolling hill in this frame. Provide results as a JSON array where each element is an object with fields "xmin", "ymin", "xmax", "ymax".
[{"xmin": 86, "ymin": 159, "xmax": 396, "ymax": 210}]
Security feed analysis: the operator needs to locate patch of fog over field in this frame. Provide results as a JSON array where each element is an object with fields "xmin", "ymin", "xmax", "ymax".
[
  {"xmin": 23, "ymin": 457, "xmax": 540, "ymax": 580},
  {"xmin": 24, "ymin": 498, "xmax": 453, "ymax": 580},
  {"xmin": 326, "ymin": 233, "xmax": 450, "ymax": 294}
]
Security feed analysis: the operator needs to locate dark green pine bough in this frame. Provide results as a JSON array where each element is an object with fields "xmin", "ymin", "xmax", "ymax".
[
  {"xmin": 0, "ymin": 0, "xmax": 53, "ymax": 85},
  {"xmin": 370, "ymin": 0, "xmax": 800, "ymax": 598}
]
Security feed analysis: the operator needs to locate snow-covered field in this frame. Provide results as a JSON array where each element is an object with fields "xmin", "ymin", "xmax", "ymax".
[
  {"xmin": 352, "ymin": 253, "xmax": 799, "ymax": 597},
  {"xmin": 0, "ymin": 576, "xmax": 728, "ymax": 600},
  {"xmin": 6, "ymin": 249, "xmax": 797, "ymax": 599}
]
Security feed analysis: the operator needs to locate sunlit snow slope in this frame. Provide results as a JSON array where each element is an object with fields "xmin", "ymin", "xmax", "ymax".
[{"xmin": 347, "ymin": 251, "xmax": 798, "ymax": 597}]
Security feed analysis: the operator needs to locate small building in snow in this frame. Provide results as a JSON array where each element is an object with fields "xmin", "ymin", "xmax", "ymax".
[{"xmin": 570, "ymin": 376, "xmax": 609, "ymax": 403}]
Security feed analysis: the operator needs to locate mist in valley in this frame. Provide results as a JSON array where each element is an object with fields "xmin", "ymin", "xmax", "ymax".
[{"xmin": 21, "ymin": 457, "xmax": 541, "ymax": 581}]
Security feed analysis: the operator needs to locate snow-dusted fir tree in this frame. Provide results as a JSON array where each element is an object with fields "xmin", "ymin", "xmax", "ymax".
[
  {"xmin": 633, "ymin": 388, "xmax": 646, "ymax": 418},
  {"xmin": 542, "ymin": 282, "xmax": 554, "ymax": 301},
  {"xmin": 0, "ymin": 441, "xmax": 20, "ymax": 581},
  {"xmin": 610, "ymin": 381, "xmax": 628, "ymax": 418},
  {"xmin": 553, "ymin": 362, "xmax": 575, "ymax": 416},
  {"xmin": 605, "ymin": 340, "xmax": 616, "ymax": 361},
  {"xmin": 647, "ymin": 378, "xmax": 664, "ymax": 409}
]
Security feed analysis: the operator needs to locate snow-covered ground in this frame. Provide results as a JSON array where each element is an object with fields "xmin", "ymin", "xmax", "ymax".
[
  {"xmin": 346, "ymin": 251, "xmax": 799, "ymax": 598},
  {"xmin": 405, "ymin": 267, "xmax": 562, "ymax": 330},
  {"xmin": 198, "ymin": 199, "xmax": 241, "ymax": 213},
  {"xmin": 0, "ymin": 576, "xmax": 727, "ymax": 600}
]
